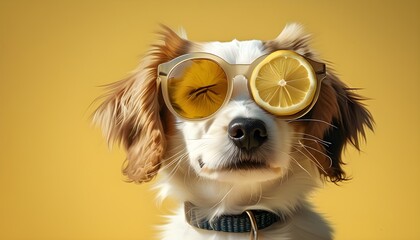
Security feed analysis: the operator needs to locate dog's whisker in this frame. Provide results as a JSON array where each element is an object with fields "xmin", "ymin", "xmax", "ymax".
[
  {"xmin": 293, "ymin": 145, "xmax": 325, "ymax": 172},
  {"xmin": 288, "ymin": 118, "xmax": 337, "ymax": 128},
  {"xmin": 159, "ymin": 148, "xmax": 190, "ymax": 182},
  {"xmin": 291, "ymin": 133, "xmax": 332, "ymax": 145},
  {"xmin": 291, "ymin": 135, "xmax": 331, "ymax": 145},
  {"xmin": 290, "ymin": 137, "xmax": 331, "ymax": 147},
  {"xmin": 296, "ymin": 140, "xmax": 333, "ymax": 168},
  {"xmin": 161, "ymin": 158, "xmax": 182, "ymax": 181},
  {"xmin": 291, "ymin": 145, "xmax": 328, "ymax": 175},
  {"xmin": 160, "ymin": 149, "xmax": 187, "ymax": 168},
  {"xmin": 288, "ymin": 154, "xmax": 312, "ymax": 178}
]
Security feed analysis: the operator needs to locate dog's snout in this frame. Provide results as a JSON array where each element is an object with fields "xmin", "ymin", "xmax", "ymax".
[{"xmin": 228, "ymin": 118, "xmax": 268, "ymax": 150}]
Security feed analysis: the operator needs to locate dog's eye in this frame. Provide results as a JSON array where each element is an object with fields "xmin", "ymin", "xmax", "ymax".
[{"xmin": 167, "ymin": 59, "xmax": 228, "ymax": 119}]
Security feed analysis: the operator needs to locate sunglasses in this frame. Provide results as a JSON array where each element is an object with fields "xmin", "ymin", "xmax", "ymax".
[{"xmin": 157, "ymin": 50, "xmax": 326, "ymax": 121}]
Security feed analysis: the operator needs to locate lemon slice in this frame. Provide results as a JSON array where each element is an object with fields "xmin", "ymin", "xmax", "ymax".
[{"xmin": 250, "ymin": 50, "xmax": 317, "ymax": 116}]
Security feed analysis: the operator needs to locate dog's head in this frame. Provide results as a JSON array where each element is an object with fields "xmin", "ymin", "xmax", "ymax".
[{"xmin": 94, "ymin": 24, "xmax": 373, "ymax": 188}]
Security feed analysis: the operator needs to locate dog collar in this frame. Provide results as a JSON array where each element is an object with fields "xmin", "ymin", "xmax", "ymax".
[{"xmin": 184, "ymin": 202, "xmax": 289, "ymax": 236}]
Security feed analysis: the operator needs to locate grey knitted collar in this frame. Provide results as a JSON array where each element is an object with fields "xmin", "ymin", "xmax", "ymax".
[{"xmin": 184, "ymin": 202, "xmax": 290, "ymax": 234}]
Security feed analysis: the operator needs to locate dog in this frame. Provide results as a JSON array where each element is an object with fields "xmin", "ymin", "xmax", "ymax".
[{"xmin": 93, "ymin": 23, "xmax": 373, "ymax": 240}]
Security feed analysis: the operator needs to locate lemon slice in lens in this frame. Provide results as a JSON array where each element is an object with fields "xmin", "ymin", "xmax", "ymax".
[{"xmin": 250, "ymin": 50, "xmax": 317, "ymax": 116}]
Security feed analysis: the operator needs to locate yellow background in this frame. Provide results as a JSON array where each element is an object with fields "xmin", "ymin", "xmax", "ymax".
[{"xmin": 1, "ymin": 0, "xmax": 419, "ymax": 239}]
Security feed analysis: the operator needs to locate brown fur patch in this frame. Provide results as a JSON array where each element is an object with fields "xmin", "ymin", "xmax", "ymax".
[
  {"xmin": 93, "ymin": 26, "xmax": 191, "ymax": 183},
  {"xmin": 302, "ymin": 79, "xmax": 340, "ymax": 176}
]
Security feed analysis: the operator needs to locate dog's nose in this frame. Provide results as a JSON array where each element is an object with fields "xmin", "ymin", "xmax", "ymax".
[{"xmin": 228, "ymin": 118, "xmax": 268, "ymax": 150}]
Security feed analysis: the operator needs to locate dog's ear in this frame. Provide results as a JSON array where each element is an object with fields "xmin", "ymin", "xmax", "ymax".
[
  {"xmin": 93, "ymin": 26, "xmax": 191, "ymax": 183},
  {"xmin": 266, "ymin": 23, "xmax": 374, "ymax": 182},
  {"xmin": 264, "ymin": 23, "xmax": 314, "ymax": 58},
  {"xmin": 304, "ymin": 73, "xmax": 374, "ymax": 182}
]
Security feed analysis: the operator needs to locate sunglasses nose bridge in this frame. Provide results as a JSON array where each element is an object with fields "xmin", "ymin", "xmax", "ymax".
[
  {"xmin": 226, "ymin": 65, "xmax": 253, "ymax": 101},
  {"xmin": 231, "ymin": 74, "xmax": 251, "ymax": 100}
]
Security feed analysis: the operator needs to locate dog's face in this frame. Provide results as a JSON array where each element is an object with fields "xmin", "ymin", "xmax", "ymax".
[
  {"xmin": 94, "ymin": 24, "xmax": 373, "ymax": 202},
  {"xmin": 179, "ymin": 41, "xmax": 293, "ymax": 183}
]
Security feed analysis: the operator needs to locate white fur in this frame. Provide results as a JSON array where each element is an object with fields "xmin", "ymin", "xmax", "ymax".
[{"xmin": 154, "ymin": 40, "xmax": 333, "ymax": 239}]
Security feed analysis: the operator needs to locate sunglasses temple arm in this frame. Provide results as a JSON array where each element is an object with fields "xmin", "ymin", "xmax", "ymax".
[
  {"xmin": 306, "ymin": 58, "xmax": 326, "ymax": 75},
  {"xmin": 157, "ymin": 63, "xmax": 171, "ymax": 91}
]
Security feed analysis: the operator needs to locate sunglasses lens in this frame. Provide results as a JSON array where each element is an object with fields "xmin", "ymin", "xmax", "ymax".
[
  {"xmin": 249, "ymin": 50, "xmax": 317, "ymax": 118},
  {"xmin": 167, "ymin": 59, "xmax": 228, "ymax": 119}
]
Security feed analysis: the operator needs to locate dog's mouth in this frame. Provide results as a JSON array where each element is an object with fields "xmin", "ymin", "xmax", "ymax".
[
  {"xmin": 224, "ymin": 160, "xmax": 268, "ymax": 170},
  {"xmin": 199, "ymin": 157, "xmax": 271, "ymax": 171},
  {"xmin": 198, "ymin": 158, "xmax": 282, "ymax": 182},
  {"xmin": 199, "ymin": 158, "xmax": 281, "ymax": 174}
]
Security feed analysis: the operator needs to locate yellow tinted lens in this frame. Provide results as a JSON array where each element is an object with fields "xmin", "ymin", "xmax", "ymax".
[{"xmin": 167, "ymin": 59, "xmax": 228, "ymax": 119}]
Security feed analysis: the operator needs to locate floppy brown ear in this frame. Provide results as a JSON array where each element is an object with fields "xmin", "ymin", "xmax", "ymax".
[
  {"xmin": 303, "ymin": 73, "xmax": 374, "ymax": 182},
  {"xmin": 265, "ymin": 23, "xmax": 374, "ymax": 182},
  {"xmin": 93, "ymin": 26, "xmax": 191, "ymax": 183}
]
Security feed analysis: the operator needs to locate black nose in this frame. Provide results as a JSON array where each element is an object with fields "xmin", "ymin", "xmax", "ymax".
[{"xmin": 228, "ymin": 118, "xmax": 268, "ymax": 151}]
